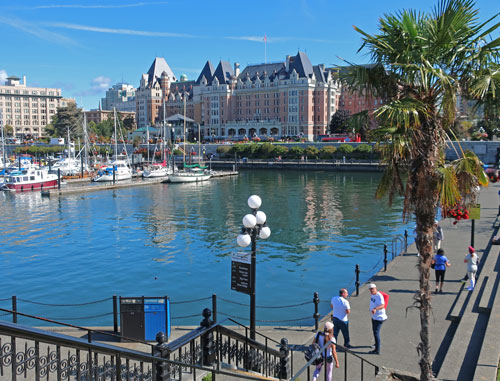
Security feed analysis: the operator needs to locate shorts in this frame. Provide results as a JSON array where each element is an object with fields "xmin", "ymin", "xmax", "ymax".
[{"xmin": 435, "ymin": 269, "xmax": 446, "ymax": 283}]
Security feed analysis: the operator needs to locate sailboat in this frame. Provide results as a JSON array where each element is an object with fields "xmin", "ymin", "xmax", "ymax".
[
  {"xmin": 93, "ymin": 108, "xmax": 132, "ymax": 182},
  {"xmin": 167, "ymin": 96, "xmax": 211, "ymax": 183},
  {"xmin": 50, "ymin": 126, "xmax": 89, "ymax": 176},
  {"xmin": 143, "ymin": 103, "xmax": 172, "ymax": 179}
]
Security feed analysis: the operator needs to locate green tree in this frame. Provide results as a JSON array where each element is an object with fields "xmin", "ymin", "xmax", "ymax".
[
  {"xmin": 3, "ymin": 124, "xmax": 13, "ymax": 136},
  {"xmin": 319, "ymin": 146, "xmax": 336, "ymax": 159},
  {"xmin": 344, "ymin": 1, "xmax": 498, "ymax": 378},
  {"xmin": 122, "ymin": 116, "xmax": 136, "ymax": 131},
  {"xmin": 51, "ymin": 103, "xmax": 83, "ymax": 138},
  {"xmin": 329, "ymin": 110, "xmax": 351, "ymax": 134},
  {"xmin": 304, "ymin": 145, "xmax": 319, "ymax": 158},
  {"xmin": 285, "ymin": 146, "xmax": 304, "ymax": 159}
]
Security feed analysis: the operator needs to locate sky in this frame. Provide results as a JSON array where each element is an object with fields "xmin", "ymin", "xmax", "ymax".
[{"xmin": 1, "ymin": 0, "xmax": 498, "ymax": 110}]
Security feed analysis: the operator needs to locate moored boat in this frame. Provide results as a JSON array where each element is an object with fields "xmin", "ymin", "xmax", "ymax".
[
  {"xmin": 168, "ymin": 164, "xmax": 211, "ymax": 183},
  {"xmin": 92, "ymin": 160, "xmax": 132, "ymax": 182},
  {"xmin": 1, "ymin": 166, "xmax": 59, "ymax": 192}
]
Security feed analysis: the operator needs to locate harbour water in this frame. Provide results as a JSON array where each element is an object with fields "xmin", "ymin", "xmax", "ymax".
[{"xmin": 0, "ymin": 170, "xmax": 413, "ymax": 326}]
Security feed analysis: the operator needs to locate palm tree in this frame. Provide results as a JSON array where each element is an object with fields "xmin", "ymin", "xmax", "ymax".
[{"xmin": 342, "ymin": 1, "xmax": 500, "ymax": 379}]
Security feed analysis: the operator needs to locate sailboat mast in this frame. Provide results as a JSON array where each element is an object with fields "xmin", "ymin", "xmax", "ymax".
[
  {"xmin": 1, "ymin": 124, "xmax": 6, "ymax": 170},
  {"xmin": 198, "ymin": 123, "xmax": 201, "ymax": 165},
  {"xmin": 67, "ymin": 127, "xmax": 71, "ymax": 160},
  {"xmin": 113, "ymin": 107, "xmax": 118, "ymax": 161},
  {"xmin": 83, "ymin": 113, "xmax": 89, "ymax": 167},
  {"xmin": 163, "ymin": 102, "xmax": 166, "ymax": 162},
  {"xmin": 183, "ymin": 96, "xmax": 186, "ymax": 164}
]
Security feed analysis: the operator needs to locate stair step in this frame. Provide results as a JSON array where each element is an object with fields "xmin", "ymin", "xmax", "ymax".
[
  {"xmin": 448, "ymin": 283, "xmax": 467, "ymax": 321},
  {"xmin": 478, "ymin": 276, "xmax": 493, "ymax": 313}
]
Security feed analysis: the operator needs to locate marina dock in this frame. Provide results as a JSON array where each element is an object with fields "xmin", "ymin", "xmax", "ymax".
[{"xmin": 36, "ymin": 170, "xmax": 239, "ymax": 196}]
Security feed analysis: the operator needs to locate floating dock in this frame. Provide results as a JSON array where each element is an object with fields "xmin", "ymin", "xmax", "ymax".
[{"xmin": 33, "ymin": 171, "xmax": 238, "ymax": 197}]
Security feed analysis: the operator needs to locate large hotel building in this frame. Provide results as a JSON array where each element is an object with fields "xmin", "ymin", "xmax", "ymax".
[
  {"xmin": 0, "ymin": 76, "xmax": 72, "ymax": 138},
  {"xmin": 136, "ymin": 52, "xmax": 342, "ymax": 141}
]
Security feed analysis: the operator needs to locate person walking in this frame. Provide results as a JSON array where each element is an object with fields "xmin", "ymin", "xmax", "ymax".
[
  {"xmin": 431, "ymin": 248, "xmax": 451, "ymax": 293},
  {"xmin": 330, "ymin": 288, "xmax": 351, "ymax": 349},
  {"xmin": 368, "ymin": 283, "xmax": 387, "ymax": 355},
  {"xmin": 464, "ymin": 246, "xmax": 479, "ymax": 291},
  {"xmin": 312, "ymin": 321, "xmax": 340, "ymax": 381},
  {"xmin": 433, "ymin": 220, "xmax": 444, "ymax": 253}
]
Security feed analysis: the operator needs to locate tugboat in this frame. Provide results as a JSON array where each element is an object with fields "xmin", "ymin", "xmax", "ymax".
[{"xmin": 1, "ymin": 166, "xmax": 59, "ymax": 192}]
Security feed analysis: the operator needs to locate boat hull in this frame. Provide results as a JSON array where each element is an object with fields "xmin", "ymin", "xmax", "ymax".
[
  {"xmin": 2, "ymin": 179, "xmax": 59, "ymax": 192},
  {"xmin": 93, "ymin": 172, "xmax": 132, "ymax": 182},
  {"xmin": 168, "ymin": 173, "xmax": 211, "ymax": 183}
]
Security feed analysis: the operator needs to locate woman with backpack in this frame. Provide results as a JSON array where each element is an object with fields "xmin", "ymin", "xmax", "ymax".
[
  {"xmin": 431, "ymin": 248, "xmax": 451, "ymax": 293},
  {"xmin": 312, "ymin": 321, "xmax": 339, "ymax": 381},
  {"xmin": 464, "ymin": 246, "xmax": 479, "ymax": 291}
]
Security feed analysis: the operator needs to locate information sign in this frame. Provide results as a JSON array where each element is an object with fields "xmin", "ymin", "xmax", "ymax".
[{"xmin": 231, "ymin": 252, "xmax": 252, "ymax": 295}]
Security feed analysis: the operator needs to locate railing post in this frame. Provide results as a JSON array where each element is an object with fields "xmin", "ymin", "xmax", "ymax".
[
  {"xmin": 313, "ymin": 292, "xmax": 320, "ymax": 331},
  {"xmin": 278, "ymin": 338, "xmax": 291, "ymax": 379},
  {"xmin": 57, "ymin": 168, "xmax": 61, "ymax": 190},
  {"xmin": 153, "ymin": 332, "xmax": 170, "ymax": 381},
  {"xmin": 11, "ymin": 295, "xmax": 17, "ymax": 323},
  {"xmin": 355, "ymin": 265, "xmax": 360, "ymax": 296},
  {"xmin": 113, "ymin": 166, "xmax": 116, "ymax": 185},
  {"xmin": 384, "ymin": 244, "xmax": 388, "ymax": 271},
  {"xmin": 212, "ymin": 294, "xmax": 217, "ymax": 324},
  {"xmin": 113, "ymin": 295, "xmax": 118, "ymax": 333},
  {"xmin": 200, "ymin": 308, "xmax": 215, "ymax": 366},
  {"xmin": 404, "ymin": 229, "xmax": 408, "ymax": 254}
]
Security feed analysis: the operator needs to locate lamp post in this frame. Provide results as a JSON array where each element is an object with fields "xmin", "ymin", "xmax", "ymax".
[{"xmin": 236, "ymin": 195, "xmax": 271, "ymax": 340}]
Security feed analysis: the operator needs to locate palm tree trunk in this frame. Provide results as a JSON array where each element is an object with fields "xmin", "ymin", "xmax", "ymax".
[{"xmin": 412, "ymin": 126, "xmax": 441, "ymax": 381}]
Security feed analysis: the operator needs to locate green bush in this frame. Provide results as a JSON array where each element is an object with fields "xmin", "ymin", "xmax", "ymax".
[
  {"xmin": 216, "ymin": 145, "xmax": 232, "ymax": 157},
  {"xmin": 286, "ymin": 146, "xmax": 305, "ymax": 159},
  {"xmin": 354, "ymin": 144, "xmax": 373, "ymax": 158},
  {"xmin": 273, "ymin": 145, "xmax": 288, "ymax": 158},
  {"xmin": 257, "ymin": 142, "xmax": 276, "ymax": 158},
  {"xmin": 337, "ymin": 144, "xmax": 355, "ymax": 154},
  {"xmin": 304, "ymin": 145, "xmax": 319, "ymax": 159},
  {"xmin": 319, "ymin": 146, "xmax": 336, "ymax": 159},
  {"xmin": 173, "ymin": 149, "xmax": 183, "ymax": 156}
]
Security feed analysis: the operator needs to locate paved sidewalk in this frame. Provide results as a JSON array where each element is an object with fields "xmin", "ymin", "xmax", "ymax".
[{"xmin": 317, "ymin": 181, "xmax": 500, "ymax": 378}]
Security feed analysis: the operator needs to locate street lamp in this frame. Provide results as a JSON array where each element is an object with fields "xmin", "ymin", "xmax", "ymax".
[{"xmin": 236, "ymin": 195, "xmax": 271, "ymax": 340}]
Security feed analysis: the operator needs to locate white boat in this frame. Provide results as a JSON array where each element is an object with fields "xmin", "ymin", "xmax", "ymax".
[
  {"xmin": 1, "ymin": 166, "xmax": 59, "ymax": 192},
  {"xmin": 92, "ymin": 108, "xmax": 132, "ymax": 182},
  {"xmin": 143, "ymin": 163, "xmax": 172, "ymax": 178},
  {"xmin": 50, "ymin": 157, "xmax": 89, "ymax": 176},
  {"xmin": 168, "ymin": 164, "xmax": 211, "ymax": 183},
  {"xmin": 93, "ymin": 159, "xmax": 132, "ymax": 182}
]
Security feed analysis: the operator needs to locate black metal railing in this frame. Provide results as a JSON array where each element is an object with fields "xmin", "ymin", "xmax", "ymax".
[{"xmin": 0, "ymin": 311, "xmax": 287, "ymax": 381}]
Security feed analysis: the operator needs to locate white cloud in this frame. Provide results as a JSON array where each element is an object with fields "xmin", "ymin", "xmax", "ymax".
[
  {"xmin": 28, "ymin": 2, "xmax": 169, "ymax": 9},
  {"xmin": 75, "ymin": 76, "xmax": 111, "ymax": 96},
  {"xmin": 0, "ymin": 70, "xmax": 7, "ymax": 85},
  {"xmin": 0, "ymin": 15, "xmax": 77, "ymax": 46},
  {"xmin": 45, "ymin": 22, "xmax": 197, "ymax": 38}
]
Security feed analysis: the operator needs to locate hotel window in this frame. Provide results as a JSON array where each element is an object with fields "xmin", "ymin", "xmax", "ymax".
[
  {"xmin": 24, "ymin": 115, "xmax": 29, "ymax": 119},
  {"xmin": 32, "ymin": 91, "xmax": 37, "ymax": 95},
  {"xmin": 15, "ymin": 109, "xmax": 21, "ymax": 113},
  {"xmin": 24, "ymin": 109, "xmax": 29, "ymax": 113}
]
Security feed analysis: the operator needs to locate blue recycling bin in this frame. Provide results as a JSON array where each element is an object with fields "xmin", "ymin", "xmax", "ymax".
[{"xmin": 144, "ymin": 297, "xmax": 171, "ymax": 341}]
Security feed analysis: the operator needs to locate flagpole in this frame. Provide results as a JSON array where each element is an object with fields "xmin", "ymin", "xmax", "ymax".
[{"xmin": 264, "ymin": 34, "xmax": 267, "ymax": 63}]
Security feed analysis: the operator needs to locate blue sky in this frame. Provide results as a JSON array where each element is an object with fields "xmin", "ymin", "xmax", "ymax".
[{"xmin": 1, "ymin": 0, "xmax": 498, "ymax": 110}]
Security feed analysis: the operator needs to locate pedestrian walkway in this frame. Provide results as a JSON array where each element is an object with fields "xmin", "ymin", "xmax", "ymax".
[{"xmin": 311, "ymin": 181, "xmax": 500, "ymax": 379}]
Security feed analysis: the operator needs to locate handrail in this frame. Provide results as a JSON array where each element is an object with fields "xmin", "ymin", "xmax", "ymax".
[
  {"xmin": 0, "ymin": 307, "xmax": 154, "ymax": 348},
  {"xmin": 165, "ymin": 317, "xmax": 281, "ymax": 356},
  {"xmin": 0, "ymin": 320, "xmax": 271, "ymax": 381}
]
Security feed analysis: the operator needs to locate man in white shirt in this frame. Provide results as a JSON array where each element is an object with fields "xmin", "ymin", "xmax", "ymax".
[
  {"xmin": 330, "ymin": 288, "xmax": 352, "ymax": 348},
  {"xmin": 368, "ymin": 283, "xmax": 387, "ymax": 355}
]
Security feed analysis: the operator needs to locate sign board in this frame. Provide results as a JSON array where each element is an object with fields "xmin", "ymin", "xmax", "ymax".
[
  {"xmin": 469, "ymin": 204, "xmax": 480, "ymax": 220},
  {"xmin": 231, "ymin": 252, "xmax": 252, "ymax": 295}
]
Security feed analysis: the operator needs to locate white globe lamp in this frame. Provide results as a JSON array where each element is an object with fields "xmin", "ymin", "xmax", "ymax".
[
  {"xmin": 255, "ymin": 211, "xmax": 267, "ymax": 225},
  {"xmin": 259, "ymin": 226, "xmax": 271, "ymax": 239},
  {"xmin": 243, "ymin": 214, "xmax": 257, "ymax": 228},
  {"xmin": 248, "ymin": 195, "xmax": 262, "ymax": 210},
  {"xmin": 237, "ymin": 233, "xmax": 251, "ymax": 247}
]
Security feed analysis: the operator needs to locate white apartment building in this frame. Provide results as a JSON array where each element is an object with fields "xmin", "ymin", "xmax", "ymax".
[
  {"xmin": 101, "ymin": 83, "xmax": 136, "ymax": 112},
  {"xmin": 0, "ymin": 76, "xmax": 70, "ymax": 138}
]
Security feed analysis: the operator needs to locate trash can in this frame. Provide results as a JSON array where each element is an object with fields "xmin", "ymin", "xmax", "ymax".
[
  {"xmin": 120, "ymin": 296, "xmax": 170, "ymax": 342},
  {"xmin": 120, "ymin": 297, "xmax": 145, "ymax": 341},
  {"xmin": 144, "ymin": 297, "xmax": 171, "ymax": 341}
]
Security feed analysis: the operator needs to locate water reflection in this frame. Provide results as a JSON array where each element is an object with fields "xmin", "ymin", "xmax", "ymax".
[{"xmin": 0, "ymin": 170, "xmax": 411, "ymax": 325}]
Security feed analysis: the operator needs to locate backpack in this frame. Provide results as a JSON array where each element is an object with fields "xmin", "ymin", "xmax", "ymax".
[
  {"xmin": 380, "ymin": 291, "xmax": 389, "ymax": 310},
  {"xmin": 304, "ymin": 332, "xmax": 324, "ymax": 365}
]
